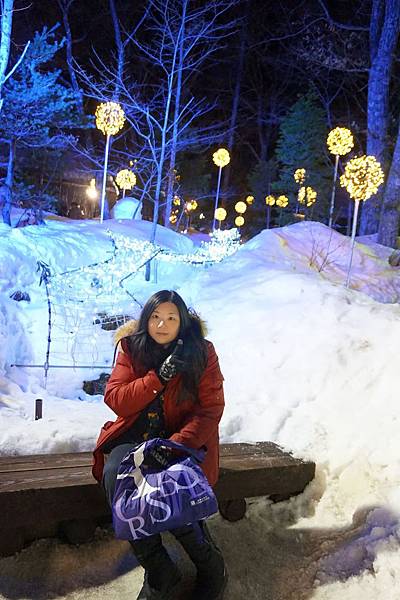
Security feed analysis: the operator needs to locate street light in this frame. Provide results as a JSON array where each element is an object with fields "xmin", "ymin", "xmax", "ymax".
[
  {"xmin": 327, "ymin": 127, "xmax": 354, "ymax": 228},
  {"xmin": 95, "ymin": 101, "xmax": 126, "ymax": 223},
  {"xmin": 265, "ymin": 194, "xmax": 275, "ymax": 229},
  {"xmin": 340, "ymin": 154, "xmax": 384, "ymax": 287},
  {"xmin": 212, "ymin": 148, "xmax": 230, "ymax": 231},
  {"xmin": 86, "ymin": 178, "xmax": 98, "ymax": 200}
]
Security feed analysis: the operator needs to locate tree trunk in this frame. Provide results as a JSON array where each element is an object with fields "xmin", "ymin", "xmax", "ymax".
[
  {"xmin": 0, "ymin": 0, "xmax": 13, "ymax": 113},
  {"xmin": 221, "ymin": 16, "xmax": 247, "ymax": 202},
  {"xmin": 378, "ymin": 119, "xmax": 400, "ymax": 247},
  {"xmin": 164, "ymin": 0, "xmax": 187, "ymax": 227},
  {"xmin": 360, "ymin": 0, "xmax": 400, "ymax": 235},
  {"xmin": 2, "ymin": 139, "xmax": 15, "ymax": 225}
]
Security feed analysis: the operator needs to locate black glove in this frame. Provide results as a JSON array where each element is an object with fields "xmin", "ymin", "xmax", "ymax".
[{"xmin": 158, "ymin": 339, "xmax": 185, "ymax": 383}]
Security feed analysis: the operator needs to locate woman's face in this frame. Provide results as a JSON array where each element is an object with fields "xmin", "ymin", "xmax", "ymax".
[{"xmin": 147, "ymin": 301, "xmax": 181, "ymax": 345}]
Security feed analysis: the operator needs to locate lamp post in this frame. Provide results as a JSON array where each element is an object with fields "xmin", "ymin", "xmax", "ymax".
[
  {"xmin": 340, "ymin": 155, "xmax": 384, "ymax": 287},
  {"xmin": 327, "ymin": 127, "xmax": 354, "ymax": 228},
  {"xmin": 212, "ymin": 148, "xmax": 230, "ymax": 232},
  {"xmin": 95, "ymin": 101, "xmax": 126, "ymax": 223},
  {"xmin": 294, "ymin": 168, "xmax": 306, "ymax": 215},
  {"xmin": 116, "ymin": 168, "xmax": 136, "ymax": 199},
  {"xmin": 276, "ymin": 194, "xmax": 289, "ymax": 226},
  {"xmin": 214, "ymin": 207, "xmax": 227, "ymax": 229},
  {"xmin": 265, "ymin": 194, "xmax": 275, "ymax": 229}
]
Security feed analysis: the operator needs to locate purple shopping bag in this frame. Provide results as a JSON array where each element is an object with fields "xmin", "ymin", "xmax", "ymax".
[{"xmin": 112, "ymin": 438, "xmax": 219, "ymax": 540}]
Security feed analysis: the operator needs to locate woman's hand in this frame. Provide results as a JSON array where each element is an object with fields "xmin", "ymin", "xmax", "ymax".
[{"xmin": 158, "ymin": 339, "xmax": 186, "ymax": 383}]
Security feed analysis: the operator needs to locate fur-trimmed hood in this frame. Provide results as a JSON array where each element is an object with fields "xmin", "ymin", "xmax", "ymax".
[{"xmin": 113, "ymin": 314, "xmax": 208, "ymax": 346}]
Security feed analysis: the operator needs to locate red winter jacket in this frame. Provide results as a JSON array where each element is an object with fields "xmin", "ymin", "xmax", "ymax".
[{"xmin": 92, "ymin": 338, "xmax": 225, "ymax": 486}]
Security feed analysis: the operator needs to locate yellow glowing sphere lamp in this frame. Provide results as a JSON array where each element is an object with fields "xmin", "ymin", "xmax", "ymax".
[
  {"xmin": 246, "ymin": 195, "xmax": 255, "ymax": 205},
  {"xmin": 173, "ymin": 196, "xmax": 181, "ymax": 206},
  {"xmin": 115, "ymin": 169, "xmax": 136, "ymax": 191},
  {"xmin": 340, "ymin": 155, "xmax": 384, "ymax": 202},
  {"xmin": 294, "ymin": 168, "xmax": 306, "ymax": 185},
  {"xmin": 212, "ymin": 148, "xmax": 230, "ymax": 168},
  {"xmin": 327, "ymin": 127, "xmax": 354, "ymax": 156},
  {"xmin": 215, "ymin": 207, "xmax": 227, "ymax": 221},
  {"xmin": 235, "ymin": 201, "xmax": 247, "ymax": 214},
  {"xmin": 169, "ymin": 214, "xmax": 178, "ymax": 224},
  {"xmin": 95, "ymin": 101, "xmax": 126, "ymax": 136},
  {"xmin": 276, "ymin": 195, "xmax": 289, "ymax": 208},
  {"xmin": 265, "ymin": 195, "xmax": 275, "ymax": 206},
  {"xmin": 235, "ymin": 216, "xmax": 245, "ymax": 227}
]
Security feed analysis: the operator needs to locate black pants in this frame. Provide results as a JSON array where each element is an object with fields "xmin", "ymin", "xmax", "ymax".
[{"xmin": 102, "ymin": 443, "xmax": 224, "ymax": 592}]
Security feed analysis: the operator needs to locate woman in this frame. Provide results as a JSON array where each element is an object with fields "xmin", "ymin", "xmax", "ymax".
[{"xmin": 92, "ymin": 290, "xmax": 226, "ymax": 600}]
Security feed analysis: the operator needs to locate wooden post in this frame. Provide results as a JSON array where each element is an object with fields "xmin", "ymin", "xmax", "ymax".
[{"xmin": 35, "ymin": 398, "xmax": 43, "ymax": 420}]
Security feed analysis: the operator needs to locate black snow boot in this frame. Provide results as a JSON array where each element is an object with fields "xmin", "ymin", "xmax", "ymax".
[
  {"xmin": 172, "ymin": 522, "xmax": 227, "ymax": 600},
  {"xmin": 136, "ymin": 567, "xmax": 181, "ymax": 600},
  {"xmin": 130, "ymin": 538, "xmax": 181, "ymax": 600}
]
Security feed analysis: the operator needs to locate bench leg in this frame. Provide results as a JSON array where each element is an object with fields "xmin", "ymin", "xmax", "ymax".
[
  {"xmin": 218, "ymin": 499, "xmax": 246, "ymax": 522},
  {"xmin": 59, "ymin": 518, "xmax": 97, "ymax": 545},
  {"xmin": 0, "ymin": 527, "xmax": 25, "ymax": 556}
]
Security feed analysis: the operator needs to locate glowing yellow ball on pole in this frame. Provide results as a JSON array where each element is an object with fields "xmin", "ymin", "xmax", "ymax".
[
  {"xmin": 327, "ymin": 127, "xmax": 354, "ymax": 156},
  {"xmin": 265, "ymin": 195, "xmax": 275, "ymax": 206},
  {"xmin": 235, "ymin": 201, "xmax": 247, "ymax": 214},
  {"xmin": 327, "ymin": 127, "xmax": 354, "ymax": 228},
  {"xmin": 212, "ymin": 148, "xmax": 230, "ymax": 232},
  {"xmin": 215, "ymin": 207, "xmax": 227, "ymax": 229},
  {"xmin": 212, "ymin": 148, "xmax": 230, "ymax": 168},
  {"xmin": 116, "ymin": 169, "xmax": 136, "ymax": 192},
  {"xmin": 235, "ymin": 215, "xmax": 244, "ymax": 227},
  {"xmin": 95, "ymin": 101, "xmax": 126, "ymax": 223},
  {"xmin": 276, "ymin": 195, "xmax": 289, "ymax": 208},
  {"xmin": 340, "ymin": 154, "xmax": 384, "ymax": 288},
  {"xmin": 294, "ymin": 168, "xmax": 306, "ymax": 185}
]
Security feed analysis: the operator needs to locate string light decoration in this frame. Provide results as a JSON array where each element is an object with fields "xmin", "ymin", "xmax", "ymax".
[
  {"xmin": 212, "ymin": 148, "xmax": 230, "ymax": 168},
  {"xmin": 340, "ymin": 155, "xmax": 384, "ymax": 202},
  {"xmin": 96, "ymin": 101, "xmax": 126, "ymax": 224},
  {"xmin": 173, "ymin": 196, "xmax": 181, "ymax": 206},
  {"xmin": 212, "ymin": 148, "xmax": 230, "ymax": 231},
  {"xmin": 185, "ymin": 200, "xmax": 198, "ymax": 211},
  {"xmin": 327, "ymin": 127, "xmax": 354, "ymax": 156},
  {"xmin": 95, "ymin": 102, "xmax": 126, "ymax": 136},
  {"xmin": 235, "ymin": 216, "xmax": 245, "ymax": 227},
  {"xmin": 298, "ymin": 186, "xmax": 317, "ymax": 207},
  {"xmin": 276, "ymin": 195, "xmax": 289, "ymax": 208},
  {"xmin": 235, "ymin": 201, "xmax": 247, "ymax": 214},
  {"xmin": 294, "ymin": 168, "xmax": 306, "ymax": 185},
  {"xmin": 116, "ymin": 169, "xmax": 136, "ymax": 192},
  {"xmin": 246, "ymin": 195, "xmax": 254, "ymax": 205},
  {"xmin": 340, "ymin": 154, "xmax": 385, "ymax": 288},
  {"xmin": 327, "ymin": 127, "xmax": 354, "ymax": 228},
  {"xmin": 45, "ymin": 229, "xmax": 241, "ymax": 369}
]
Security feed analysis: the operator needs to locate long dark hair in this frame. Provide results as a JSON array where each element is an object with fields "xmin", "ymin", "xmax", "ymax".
[{"xmin": 125, "ymin": 290, "xmax": 208, "ymax": 404}]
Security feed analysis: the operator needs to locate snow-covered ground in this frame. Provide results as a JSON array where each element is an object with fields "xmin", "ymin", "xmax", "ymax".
[{"xmin": 1, "ymin": 217, "xmax": 400, "ymax": 599}]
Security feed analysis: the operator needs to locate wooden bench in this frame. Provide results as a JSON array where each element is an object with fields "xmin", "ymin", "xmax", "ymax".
[{"xmin": 0, "ymin": 442, "xmax": 315, "ymax": 557}]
